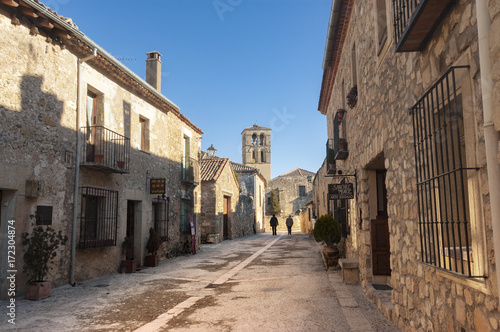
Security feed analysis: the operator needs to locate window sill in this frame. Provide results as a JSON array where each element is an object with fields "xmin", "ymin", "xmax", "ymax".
[{"xmin": 421, "ymin": 262, "xmax": 490, "ymax": 295}]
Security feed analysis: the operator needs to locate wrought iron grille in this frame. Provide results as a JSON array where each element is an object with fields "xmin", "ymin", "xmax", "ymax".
[
  {"xmin": 392, "ymin": 0, "xmax": 421, "ymax": 46},
  {"xmin": 411, "ymin": 66, "xmax": 477, "ymax": 276},
  {"xmin": 79, "ymin": 187, "xmax": 118, "ymax": 249},
  {"xmin": 153, "ymin": 197, "xmax": 169, "ymax": 242},
  {"xmin": 81, "ymin": 125, "xmax": 130, "ymax": 173}
]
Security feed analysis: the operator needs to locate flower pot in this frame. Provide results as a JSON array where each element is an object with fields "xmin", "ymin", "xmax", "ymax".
[
  {"xmin": 336, "ymin": 109, "xmax": 346, "ymax": 123},
  {"xmin": 94, "ymin": 154, "xmax": 104, "ymax": 163},
  {"xmin": 25, "ymin": 281, "xmax": 51, "ymax": 301},
  {"xmin": 122, "ymin": 260, "xmax": 137, "ymax": 273},
  {"xmin": 145, "ymin": 254, "xmax": 159, "ymax": 267},
  {"xmin": 323, "ymin": 245, "xmax": 339, "ymax": 267}
]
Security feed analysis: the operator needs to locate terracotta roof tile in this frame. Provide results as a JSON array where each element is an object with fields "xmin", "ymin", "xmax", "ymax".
[{"xmin": 200, "ymin": 158, "xmax": 230, "ymax": 182}]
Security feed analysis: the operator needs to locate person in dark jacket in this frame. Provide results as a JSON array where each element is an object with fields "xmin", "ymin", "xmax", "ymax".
[
  {"xmin": 286, "ymin": 215, "xmax": 294, "ymax": 235},
  {"xmin": 270, "ymin": 214, "xmax": 279, "ymax": 235}
]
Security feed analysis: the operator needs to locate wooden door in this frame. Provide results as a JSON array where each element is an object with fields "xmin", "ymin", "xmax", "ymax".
[
  {"xmin": 371, "ymin": 217, "xmax": 391, "ymax": 275},
  {"xmin": 223, "ymin": 196, "xmax": 229, "ymax": 240}
]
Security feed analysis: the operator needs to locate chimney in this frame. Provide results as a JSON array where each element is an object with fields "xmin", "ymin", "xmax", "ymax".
[{"xmin": 145, "ymin": 51, "xmax": 162, "ymax": 91}]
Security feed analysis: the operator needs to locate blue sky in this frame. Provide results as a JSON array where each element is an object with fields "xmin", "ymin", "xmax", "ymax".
[{"xmin": 55, "ymin": 0, "xmax": 330, "ymax": 179}]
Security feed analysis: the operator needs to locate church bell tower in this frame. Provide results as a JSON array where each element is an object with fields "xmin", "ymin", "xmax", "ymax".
[{"xmin": 241, "ymin": 124, "xmax": 271, "ymax": 181}]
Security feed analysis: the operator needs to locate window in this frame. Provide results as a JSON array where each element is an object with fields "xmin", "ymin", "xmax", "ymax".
[
  {"xmin": 259, "ymin": 134, "xmax": 265, "ymax": 146},
  {"xmin": 261, "ymin": 150, "xmax": 266, "ymax": 163},
  {"xmin": 180, "ymin": 200, "xmax": 190, "ymax": 233},
  {"xmin": 412, "ymin": 66, "xmax": 479, "ymax": 277},
  {"xmin": 86, "ymin": 91, "xmax": 97, "ymax": 143},
  {"xmin": 182, "ymin": 135, "xmax": 192, "ymax": 181},
  {"xmin": 376, "ymin": 0, "xmax": 387, "ymax": 51},
  {"xmin": 139, "ymin": 116, "xmax": 150, "ymax": 152},
  {"xmin": 36, "ymin": 206, "xmax": 52, "ymax": 226},
  {"xmin": 252, "ymin": 150, "xmax": 257, "ymax": 162},
  {"xmin": 299, "ymin": 186, "xmax": 306, "ymax": 197},
  {"xmin": 79, "ymin": 187, "xmax": 118, "ymax": 249},
  {"xmin": 153, "ymin": 199, "xmax": 168, "ymax": 241}
]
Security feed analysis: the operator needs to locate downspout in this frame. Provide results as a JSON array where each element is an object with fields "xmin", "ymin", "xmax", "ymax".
[
  {"xmin": 475, "ymin": 0, "xmax": 500, "ymax": 299},
  {"xmin": 70, "ymin": 48, "xmax": 97, "ymax": 286}
]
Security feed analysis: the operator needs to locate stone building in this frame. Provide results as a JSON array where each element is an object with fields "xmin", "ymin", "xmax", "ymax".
[
  {"xmin": 241, "ymin": 124, "xmax": 271, "ymax": 181},
  {"xmin": 265, "ymin": 168, "xmax": 314, "ymax": 232},
  {"xmin": 0, "ymin": 0, "xmax": 203, "ymax": 298},
  {"xmin": 200, "ymin": 157, "xmax": 254, "ymax": 243},
  {"xmin": 231, "ymin": 161, "xmax": 267, "ymax": 233},
  {"xmin": 314, "ymin": 0, "xmax": 500, "ymax": 330}
]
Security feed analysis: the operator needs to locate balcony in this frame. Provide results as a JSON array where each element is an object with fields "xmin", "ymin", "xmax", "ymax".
[
  {"xmin": 81, "ymin": 126, "xmax": 130, "ymax": 174},
  {"xmin": 182, "ymin": 156, "xmax": 199, "ymax": 185},
  {"xmin": 335, "ymin": 138, "xmax": 349, "ymax": 160},
  {"xmin": 393, "ymin": 0, "xmax": 456, "ymax": 52}
]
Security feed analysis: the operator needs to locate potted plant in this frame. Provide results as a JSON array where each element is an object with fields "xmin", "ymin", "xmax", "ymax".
[
  {"xmin": 22, "ymin": 225, "xmax": 68, "ymax": 300},
  {"xmin": 336, "ymin": 109, "xmax": 346, "ymax": 123},
  {"xmin": 338, "ymin": 138, "xmax": 347, "ymax": 151},
  {"xmin": 121, "ymin": 235, "xmax": 136, "ymax": 273},
  {"xmin": 145, "ymin": 227, "xmax": 160, "ymax": 267},
  {"xmin": 347, "ymin": 85, "xmax": 358, "ymax": 109},
  {"xmin": 313, "ymin": 215, "xmax": 342, "ymax": 267}
]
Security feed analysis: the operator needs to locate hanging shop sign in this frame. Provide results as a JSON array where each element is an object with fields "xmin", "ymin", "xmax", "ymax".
[
  {"xmin": 150, "ymin": 178, "xmax": 166, "ymax": 194},
  {"xmin": 328, "ymin": 183, "xmax": 354, "ymax": 200}
]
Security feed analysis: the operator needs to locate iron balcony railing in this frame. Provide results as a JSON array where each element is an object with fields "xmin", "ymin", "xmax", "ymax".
[
  {"xmin": 182, "ymin": 156, "xmax": 199, "ymax": 184},
  {"xmin": 393, "ymin": 0, "xmax": 456, "ymax": 52},
  {"xmin": 81, "ymin": 126, "xmax": 130, "ymax": 174}
]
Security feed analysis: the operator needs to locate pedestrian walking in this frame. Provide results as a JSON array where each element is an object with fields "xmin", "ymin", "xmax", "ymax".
[
  {"xmin": 270, "ymin": 214, "xmax": 279, "ymax": 235},
  {"xmin": 286, "ymin": 215, "xmax": 294, "ymax": 235}
]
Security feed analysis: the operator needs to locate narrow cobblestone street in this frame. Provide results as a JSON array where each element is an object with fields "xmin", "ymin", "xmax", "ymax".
[{"xmin": 3, "ymin": 233, "xmax": 400, "ymax": 331}]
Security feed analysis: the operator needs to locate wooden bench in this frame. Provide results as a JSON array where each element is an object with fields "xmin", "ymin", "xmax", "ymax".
[{"xmin": 339, "ymin": 259, "xmax": 359, "ymax": 284}]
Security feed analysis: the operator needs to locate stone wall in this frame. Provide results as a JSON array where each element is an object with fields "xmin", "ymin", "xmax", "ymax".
[
  {"xmin": 490, "ymin": 0, "xmax": 500, "ymax": 131},
  {"xmin": 237, "ymin": 172, "xmax": 266, "ymax": 232},
  {"xmin": 0, "ymin": 7, "xmax": 202, "ymax": 297},
  {"xmin": 265, "ymin": 172, "xmax": 313, "ymax": 231},
  {"xmin": 315, "ymin": 0, "xmax": 500, "ymax": 330}
]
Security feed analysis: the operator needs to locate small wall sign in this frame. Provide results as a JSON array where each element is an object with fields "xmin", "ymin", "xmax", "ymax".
[
  {"xmin": 328, "ymin": 183, "xmax": 354, "ymax": 200},
  {"xmin": 150, "ymin": 178, "xmax": 166, "ymax": 194}
]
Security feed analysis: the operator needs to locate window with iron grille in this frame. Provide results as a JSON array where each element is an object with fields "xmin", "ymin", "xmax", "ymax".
[
  {"xmin": 153, "ymin": 198, "xmax": 168, "ymax": 241},
  {"xmin": 79, "ymin": 187, "xmax": 118, "ymax": 249},
  {"xmin": 411, "ymin": 66, "xmax": 479, "ymax": 277},
  {"xmin": 36, "ymin": 206, "xmax": 53, "ymax": 226}
]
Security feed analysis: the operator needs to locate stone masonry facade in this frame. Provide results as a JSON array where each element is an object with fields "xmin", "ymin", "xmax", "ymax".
[
  {"xmin": 266, "ymin": 168, "xmax": 314, "ymax": 232},
  {"xmin": 0, "ymin": 1, "xmax": 202, "ymax": 298},
  {"xmin": 315, "ymin": 0, "xmax": 500, "ymax": 331}
]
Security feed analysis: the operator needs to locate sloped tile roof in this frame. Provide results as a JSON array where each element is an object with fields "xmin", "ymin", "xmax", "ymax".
[
  {"xmin": 242, "ymin": 123, "xmax": 271, "ymax": 132},
  {"xmin": 200, "ymin": 158, "xmax": 230, "ymax": 181},
  {"xmin": 230, "ymin": 161, "xmax": 258, "ymax": 173},
  {"xmin": 278, "ymin": 168, "xmax": 315, "ymax": 178}
]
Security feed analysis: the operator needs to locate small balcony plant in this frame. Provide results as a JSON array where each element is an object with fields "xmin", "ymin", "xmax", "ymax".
[{"xmin": 22, "ymin": 225, "xmax": 68, "ymax": 300}]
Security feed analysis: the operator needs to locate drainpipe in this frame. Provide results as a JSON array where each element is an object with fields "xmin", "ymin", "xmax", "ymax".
[
  {"xmin": 475, "ymin": 0, "xmax": 500, "ymax": 299},
  {"xmin": 70, "ymin": 48, "xmax": 97, "ymax": 286}
]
